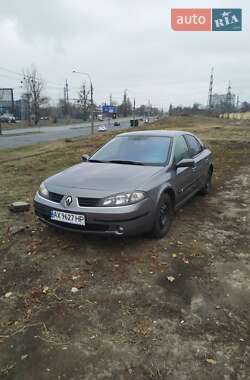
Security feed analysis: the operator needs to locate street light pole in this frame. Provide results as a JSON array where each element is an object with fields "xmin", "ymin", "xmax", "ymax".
[
  {"xmin": 133, "ymin": 97, "xmax": 136, "ymax": 127},
  {"xmin": 72, "ymin": 70, "xmax": 94, "ymax": 135},
  {"xmin": 90, "ymin": 81, "xmax": 94, "ymax": 136}
]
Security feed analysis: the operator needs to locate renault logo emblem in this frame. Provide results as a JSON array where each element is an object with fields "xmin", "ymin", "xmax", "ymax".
[{"xmin": 65, "ymin": 195, "xmax": 73, "ymax": 207}]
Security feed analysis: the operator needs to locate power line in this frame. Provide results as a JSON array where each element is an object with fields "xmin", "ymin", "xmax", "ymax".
[
  {"xmin": 46, "ymin": 84, "xmax": 64, "ymax": 89},
  {"xmin": 0, "ymin": 66, "xmax": 22, "ymax": 77},
  {"xmin": 46, "ymin": 80, "xmax": 64, "ymax": 88},
  {"xmin": 0, "ymin": 73, "xmax": 22, "ymax": 81},
  {"xmin": 0, "ymin": 66, "xmax": 65, "ymax": 89}
]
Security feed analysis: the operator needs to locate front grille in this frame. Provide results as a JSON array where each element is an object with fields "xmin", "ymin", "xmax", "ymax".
[
  {"xmin": 78, "ymin": 197, "xmax": 100, "ymax": 207},
  {"xmin": 49, "ymin": 192, "xmax": 64, "ymax": 203}
]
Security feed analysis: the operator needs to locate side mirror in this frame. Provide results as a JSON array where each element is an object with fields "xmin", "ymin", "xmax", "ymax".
[
  {"xmin": 81, "ymin": 154, "xmax": 90, "ymax": 162},
  {"xmin": 176, "ymin": 159, "xmax": 195, "ymax": 169}
]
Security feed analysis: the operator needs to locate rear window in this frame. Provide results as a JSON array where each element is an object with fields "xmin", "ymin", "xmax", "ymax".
[{"xmin": 185, "ymin": 135, "xmax": 202, "ymax": 157}]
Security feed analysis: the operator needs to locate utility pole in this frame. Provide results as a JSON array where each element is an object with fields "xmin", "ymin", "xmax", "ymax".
[
  {"xmin": 26, "ymin": 92, "xmax": 31, "ymax": 126},
  {"xmin": 82, "ymin": 83, "xmax": 87, "ymax": 121},
  {"xmin": 65, "ymin": 80, "xmax": 69, "ymax": 104},
  {"xmin": 63, "ymin": 86, "xmax": 67, "ymax": 116},
  {"xmin": 64, "ymin": 79, "xmax": 69, "ymax": 116},
  {"xmin": 133, "ymin": 98, "xmax": 136, "ymax": 127},
  {"xmin": 110, "ymin": 93, "xmax": 113, "ymax": 106},
  {"xmin": 90, "ymin": 81, "xmax": 94, "ymax": 135},
  {"xmin": 80, "ymin": 83, "xmax": 89, "ymax": 121},
  {"xmin": 208, "ymin": 68, "xmax": 214, "ymax": 111},
  {"xmin": 236, "ymin": 95, "xmax": 240, "ymax": 110},
  {"xmin": 123, "ymin": 89, "xmax": 128, "ymax": 117},
  {"xmin": 226, "ymin": 81, "xmax": 232, "ymax": 112},
  {"xmin": 20, "ymin": 77, "xmax": 32, "ymax": 125},
  {"xmin": 32, "ymin": 79, "xmax": 38, "ymax": 124}
]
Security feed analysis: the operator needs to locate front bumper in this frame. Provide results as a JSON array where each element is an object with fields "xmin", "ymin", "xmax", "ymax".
[{"xmin": 34, "ymin": 193, "xmax": 155, "ymax": 236}]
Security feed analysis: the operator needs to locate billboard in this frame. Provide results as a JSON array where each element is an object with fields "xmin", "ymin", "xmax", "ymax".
[{"xmin": 102, "ymin": 105, "xmax": 116, "ymax": 114}]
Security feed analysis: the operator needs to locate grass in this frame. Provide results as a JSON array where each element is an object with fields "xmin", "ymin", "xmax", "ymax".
[{"xmin": 0, "ymin": 116, "xmax": 249, "ymax": 240}]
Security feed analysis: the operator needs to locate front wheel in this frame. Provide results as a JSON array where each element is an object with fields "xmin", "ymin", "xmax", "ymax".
[{"xmin": 152, "ymin": 193, "xmax": 174, "ymax": 239}]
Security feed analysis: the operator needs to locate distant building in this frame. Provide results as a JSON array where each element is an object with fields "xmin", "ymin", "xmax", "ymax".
[
  {"xmin": 211, "ymin": 93, "xmax": 236, "ymax": 110},
  {"xmin": 0, "ymin": 88, "xmax": 31, "ymax": 120},
  {"xmin": 193, "ymin": 103, "xmax": 207, "ymax": 110},
  {"xmin": 0, "ymin": 88, "xmax": 14, "ymax": 114},
  {"xmin": 14, "ymin": 98, "xmax": 29, "ymax": 120}
]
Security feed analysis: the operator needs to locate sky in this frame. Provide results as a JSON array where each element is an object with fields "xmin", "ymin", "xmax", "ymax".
[{"xmin": 0, "ymin": 0, "xmax": 249, "ymax": 109}]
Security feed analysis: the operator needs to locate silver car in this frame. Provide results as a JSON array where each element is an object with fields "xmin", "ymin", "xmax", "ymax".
[{"xmin": 34, "ymin": 130, "xmax": 213, "ymax": 238}]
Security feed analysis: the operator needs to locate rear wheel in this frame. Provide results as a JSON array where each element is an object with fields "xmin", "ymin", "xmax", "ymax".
[
  {"xmin": 200, "ymin": 170, "xmax": 212, "ymax": 195},
  {"xmin": 152, "ymin": 193, "xmax": 174, "ymax": 239}
]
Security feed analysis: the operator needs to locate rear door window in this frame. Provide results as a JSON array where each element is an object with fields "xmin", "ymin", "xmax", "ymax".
[{"xmin": 185, "ymin": 135, "xmax": 202, "ymax": 157}]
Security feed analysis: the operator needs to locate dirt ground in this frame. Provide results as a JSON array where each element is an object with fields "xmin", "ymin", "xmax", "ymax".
[{"xmin": 0, "ymin": 116, "xmax": 250, "ymax": 380}]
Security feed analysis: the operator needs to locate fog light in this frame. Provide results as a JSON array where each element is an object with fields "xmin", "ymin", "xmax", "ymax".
[{"xmin": 116, "ymin": 226, "xmax": 124, "ymax": 235}]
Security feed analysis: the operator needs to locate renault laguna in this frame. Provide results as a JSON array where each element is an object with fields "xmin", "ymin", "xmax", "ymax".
[{"xmin": 34, "ymin": 131, "xmax": 213, "ymax": 238}]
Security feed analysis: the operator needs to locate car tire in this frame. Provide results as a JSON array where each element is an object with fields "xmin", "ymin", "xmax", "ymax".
[
  {"xmin": 152, "ymin": 193, "xmax": 174, "ymax": 239},
  {"xmin": 200, "ymin": 170, "xmax": 212, "ymax": 195}
]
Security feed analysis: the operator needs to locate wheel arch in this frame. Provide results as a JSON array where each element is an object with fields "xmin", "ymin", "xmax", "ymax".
[{"xmin": 162, "ymin": 186, "xmax": 176, "ymax": 207}]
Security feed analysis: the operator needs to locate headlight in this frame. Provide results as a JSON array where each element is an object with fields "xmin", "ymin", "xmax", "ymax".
[
  {"xmin": 38, "ymin": 182, "xmax": 49, "ymax": 199},
  {"xmin": 100, "ymin": 191, "xmax": 146, "ymax": 207}
]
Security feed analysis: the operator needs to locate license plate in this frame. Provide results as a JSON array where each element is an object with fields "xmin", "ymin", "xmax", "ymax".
[{"xmin": 51, "ymin": 210, "xmax": 85, "ymax": 226}]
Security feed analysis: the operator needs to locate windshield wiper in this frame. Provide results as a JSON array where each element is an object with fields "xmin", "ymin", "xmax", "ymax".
[
  {"xmin": 108, "ymin": 160, "xmax": 145, "ymax": 166},
  {"xmin": 88, "ymin": 159, "xmax": 107, "ymax": 163}
]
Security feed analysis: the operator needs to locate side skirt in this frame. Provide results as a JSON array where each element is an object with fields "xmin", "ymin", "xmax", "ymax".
[{"xmin": 174, "ymin": 187, "xmax": 202, "ymax": 212}]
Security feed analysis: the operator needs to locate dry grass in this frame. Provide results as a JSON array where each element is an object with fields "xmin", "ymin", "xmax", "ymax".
[{"xmin": 0, "ymin": 116, "xmax": 250, "ymax": 380}]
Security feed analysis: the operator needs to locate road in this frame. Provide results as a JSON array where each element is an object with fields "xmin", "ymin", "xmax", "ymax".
[{"xmin": 0, "ymin": 117, "xmax": 138, "ymax": 150}]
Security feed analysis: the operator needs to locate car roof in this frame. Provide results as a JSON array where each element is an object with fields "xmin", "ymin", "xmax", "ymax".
[{"xmin": 117, "ymin": 130, "xmax": 193, "ymax": 138}]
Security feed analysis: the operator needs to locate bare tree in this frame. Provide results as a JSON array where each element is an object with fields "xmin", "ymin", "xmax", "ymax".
[
  {"xmin": 22, "ymin": 67, "xmax": 46, "ymax": 125},
  {"xmin": 78, "ymin": 82, "xmax": 90, "ymax": 121},
  {"xmin": 117, "ymin": 90, "xmax": 133, "ymax": 117}
]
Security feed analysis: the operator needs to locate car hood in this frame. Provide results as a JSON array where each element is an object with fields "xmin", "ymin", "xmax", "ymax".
[{"xmin": 46, "ymin": 162, "xmax": 162, "ymax": 192}]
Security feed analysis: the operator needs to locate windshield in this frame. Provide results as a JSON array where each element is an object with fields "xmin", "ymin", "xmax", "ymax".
[{"xmin": 89, "ymin": 136, "xmax": 172, "ymax": 166}]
